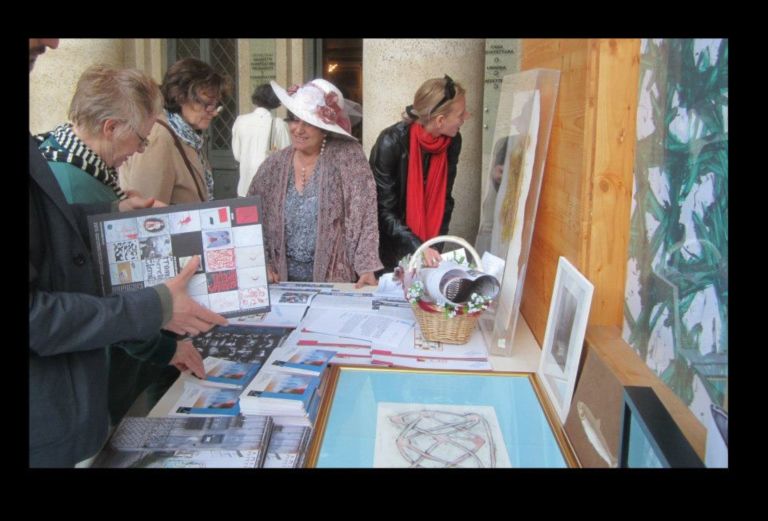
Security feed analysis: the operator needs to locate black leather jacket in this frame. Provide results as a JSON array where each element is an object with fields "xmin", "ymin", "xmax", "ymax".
[{"xmin": 369, "ymin": 121, "xmax": 462, "ymax": 271}]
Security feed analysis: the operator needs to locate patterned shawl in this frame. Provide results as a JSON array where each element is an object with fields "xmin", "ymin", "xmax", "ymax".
[
  {"xmin": 35, "ymin": 123, "xmax": 126, "ymax": 200},
  {"xmin": 167, "ymin": 110, "xmax": 215, "ymax": 200}
]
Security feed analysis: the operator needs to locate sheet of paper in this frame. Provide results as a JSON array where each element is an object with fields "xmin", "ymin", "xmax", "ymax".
[{"xmin": 301, "ymin": 308, "xmax": 414, "ymax": 348}]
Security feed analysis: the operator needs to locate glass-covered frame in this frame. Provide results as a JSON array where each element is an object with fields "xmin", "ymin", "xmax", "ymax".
[
  {"xmin": 306, "ymin": 365, "xmax": 578, "ymax": 468},
  {"xmin": 619, "ymin": 386, "xmax": 704, "ymax": 468}
]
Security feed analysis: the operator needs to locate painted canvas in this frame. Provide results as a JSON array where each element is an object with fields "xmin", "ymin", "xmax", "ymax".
[
  {"xmin": 475, "ymin": 69, "xmax": 560, "ymax": 357},
  {"xmin": 623, "ymin": 39, "xmax": 728, "ymax": 425}
]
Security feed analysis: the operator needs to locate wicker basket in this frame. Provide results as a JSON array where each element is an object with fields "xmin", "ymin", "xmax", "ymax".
[{"xmin": 407, "ymin": 236, "xmax": 484, "ymax": 345}]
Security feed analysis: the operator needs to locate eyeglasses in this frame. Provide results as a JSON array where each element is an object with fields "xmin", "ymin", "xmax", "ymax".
[
  {"xmin": 194, "ymin": 94, "xmax": 222, "ymax": 113},
  {"xmin": 134, "ymin": 129, "xmax": 150, "ymax": 149},
  {"xmin": 430, "ymin": 74, "xmax": 456, "ymax": 116}
]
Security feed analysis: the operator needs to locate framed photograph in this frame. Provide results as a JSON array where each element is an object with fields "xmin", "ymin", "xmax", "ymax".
[
  {"xmin": 619, "ymin": 386, "xmax": 704, "ymax": 468},
  {"xmin": 537, "ymin": 256, "xmax": 594, "ymax": 424},
  {"xmin": 563, "ymin": 347, "xmax": 624, "ymax": 467},
  {"xmin": 305, "ymin": 366, "xmax": 577, "ymax": 468}
]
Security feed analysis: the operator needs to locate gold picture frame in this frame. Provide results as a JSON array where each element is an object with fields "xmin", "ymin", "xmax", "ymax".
[{"xmin": 306, "ymin": 365, "xmax": 578, "ymax": 468}]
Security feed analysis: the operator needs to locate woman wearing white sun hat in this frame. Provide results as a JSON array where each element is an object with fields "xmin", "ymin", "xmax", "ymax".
[{"xmin": 246, "ymin": 78, "xmax": 382, "ymax": 287}]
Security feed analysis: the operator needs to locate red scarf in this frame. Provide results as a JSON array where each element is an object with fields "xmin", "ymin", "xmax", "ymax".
[{"xmin": 406, "ymin": 123, "xmax": 451, "ymax": 242}]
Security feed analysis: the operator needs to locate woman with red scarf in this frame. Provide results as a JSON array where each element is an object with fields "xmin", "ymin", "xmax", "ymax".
[{"xmin": 369, "ymin": 75, "xmax": 469, "ymax": 272}]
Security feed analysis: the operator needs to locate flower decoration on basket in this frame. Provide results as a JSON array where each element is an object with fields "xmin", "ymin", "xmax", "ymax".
[
  {"xmin": 394, "ymin": 235, "xmax": 499, "ymax": 344},
  {"xmin": 405, "ymin": 278, "xmax": 492, "ymax": 318}
]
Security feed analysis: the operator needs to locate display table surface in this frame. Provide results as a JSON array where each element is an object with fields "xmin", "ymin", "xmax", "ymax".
[{"xmin": 145, "ymin": 282, "xmax": 540, "ymax": 418}]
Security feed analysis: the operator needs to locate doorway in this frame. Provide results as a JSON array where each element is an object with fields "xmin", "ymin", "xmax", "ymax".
[{"xmin": 321, "ymin": 39, "xmax": 362, "ymax": 141}]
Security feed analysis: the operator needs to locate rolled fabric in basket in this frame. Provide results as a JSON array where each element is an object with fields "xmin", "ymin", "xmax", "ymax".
[{"xmin": 419, "ymin": 262, "xmax": 500, "ymax": 305}]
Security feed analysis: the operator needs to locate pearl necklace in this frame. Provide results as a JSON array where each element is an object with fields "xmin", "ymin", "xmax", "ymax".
[
  {"xmin": 293, "ymin": 137, "xmax": 327, "ymax": 191},
  {"xmin": 295, "ymin": 154, "xmax": 318, "ymax": 186}
]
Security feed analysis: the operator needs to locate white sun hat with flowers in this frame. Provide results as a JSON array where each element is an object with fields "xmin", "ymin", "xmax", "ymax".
[{"xmin": 270, "ymin": 78, "xmax": 356, "ymax": 140}]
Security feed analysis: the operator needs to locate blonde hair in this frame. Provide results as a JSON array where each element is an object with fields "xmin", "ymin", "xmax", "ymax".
[
  {"xmin": 68, "ymin": 65, "xmax": 162, "ymax": 138},
  {"xmin": 401, "ymin": 76, "xmax": 466, "ymax": 123}
]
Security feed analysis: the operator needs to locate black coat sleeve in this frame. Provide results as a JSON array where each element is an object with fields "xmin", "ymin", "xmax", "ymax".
[{"xmin": 369, "ymin": 127, "xmax": 422, "ymax": 255}]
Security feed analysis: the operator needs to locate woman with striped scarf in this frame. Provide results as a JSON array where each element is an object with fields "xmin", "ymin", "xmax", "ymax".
[{"xmin": 35, "ymin": 65, "xmax": 207, "ymax": 426}]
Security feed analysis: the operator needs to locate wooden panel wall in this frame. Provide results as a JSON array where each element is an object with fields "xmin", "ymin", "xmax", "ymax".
[
  {"xmin": 520, "ymin": 40, "xmax": 704, "ymax": 459},
  {"xmin": 519, "ymin": 39, "xmax": 639, "ymax": 344}
]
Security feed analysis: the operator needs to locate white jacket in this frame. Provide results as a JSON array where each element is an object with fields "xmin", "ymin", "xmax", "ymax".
[{"xmin": 232, "ymin": 107, "xmax": 291, "ymax": 196}]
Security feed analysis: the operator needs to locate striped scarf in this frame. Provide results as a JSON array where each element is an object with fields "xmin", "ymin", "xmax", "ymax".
[
  {"xmin": 35, "ymin": 123, "xmax": 126, "ymax": 200},
  {"xmin": 166, "ymin": 110, "xmax": 215, "ymax": 200}
]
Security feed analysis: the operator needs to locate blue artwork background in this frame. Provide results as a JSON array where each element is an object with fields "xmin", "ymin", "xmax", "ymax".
[{"xmin": 316, "ymin": 369, "xmax": 567, "ymax": 468}]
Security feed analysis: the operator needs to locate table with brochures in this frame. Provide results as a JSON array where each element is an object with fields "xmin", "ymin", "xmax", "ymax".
[{"xmin": 102, "ymin": 282, "xmax": 563, "ymax": 468}]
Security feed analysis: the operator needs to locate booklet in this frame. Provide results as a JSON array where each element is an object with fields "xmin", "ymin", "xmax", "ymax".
[
  {"xmin": 93, "ymin": 448, "xmax": 266, "ymax": 468},
  {"xmin": 87, "ymin": 196, "xmax": 270, "ymax": 318},
  {"xmin": 109, "ymin": 414, "xmax": 273, "ymax": 452},
  {"xmin": 270, "ymin": 346, "xmax": 336, "ymax": 375},
  {"xmin": 203, "ymin": 356, "xmax": 261, "ymax": 387},
  {"xmin": 170, "ymin": 382, "xmax": 242, "ymax": 416},
  {"xmin": 192, "ymin": 325, "xmax": 292, "ymax": 364},
  {"xmin": 263, "ymin": 424, "xmax": 313, "ymax": 469},
  {"xmin": 230, "ymin": 305, "xmax": 308, "ymax": 328}
]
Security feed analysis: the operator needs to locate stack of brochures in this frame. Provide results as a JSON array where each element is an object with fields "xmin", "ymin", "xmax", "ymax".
[
  {"xmin": 93, "ymin": 415, "xmax": 274, "ymax": 468},
  {"xmin": 167, "ymin": 357, "xmax": 263, "ymax": 417},
  {"xmin": 238, "ymin": 370, "xmax": 323, "ymax": 426},
  {"xmin": 262, "ymin": 424, "xmax": 313, "ymax": 468}
]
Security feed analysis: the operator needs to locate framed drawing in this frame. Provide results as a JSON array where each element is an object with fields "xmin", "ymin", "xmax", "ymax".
[
  {"xmin": 537, "ymin": 256, "xmax": 594, "ymax": 424},
  {"xmin": 306, "ymin": 366, "xmax": 577, "ymax": 468},
  {"xmin": 619, "ymin": 386, "xmax": 704, "ymax": 468},
  {"xmin": 87, "ymin": 196, "xmax": 269, "ymax": 318}
]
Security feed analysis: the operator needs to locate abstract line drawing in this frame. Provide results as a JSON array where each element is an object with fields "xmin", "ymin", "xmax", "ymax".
[{"xmin": 374, "ymin": 403, "xmax": 511, "ymax": 468}]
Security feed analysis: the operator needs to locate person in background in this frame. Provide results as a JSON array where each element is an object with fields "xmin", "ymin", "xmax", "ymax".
[
  {"xmin": 120, "ymin": 58, "xmax": 232, "ymax": 204},
  {"xmin": 369, "ymin": 75, "xmax": 469, "ymax": 271},
  {"xmin": 246, "ymin": 78, "xmax": 382, "ymax": 286},
  {"xmin": 29, "ymin": 40, "xmax": 227, "ymax": 467},
  {"xmin": 35, "ymin": 64, "xmax": 207, "ymax": 426},
  {"xmin": 232, "ymin": 83, "xmax": 291, "ymax": 197}
]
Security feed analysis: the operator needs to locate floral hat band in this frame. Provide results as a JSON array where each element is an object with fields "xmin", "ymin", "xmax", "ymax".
[{"xmin": 271, "ymin": 79, "xmax": 355, "ymax": 139}]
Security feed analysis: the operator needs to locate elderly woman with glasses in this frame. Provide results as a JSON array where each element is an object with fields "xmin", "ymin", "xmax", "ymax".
[
  {"xmin": 369, "ymin": 75, "xmax": 470, "ymax": 272},
  {"xmin": 120, "ymin": 58, "xmax": 232, "ymax": 204},
  {"xmin": 34, "ymin": 64, "xmax": 212, "ymax": 426},
  {"xmin": 246, "ymin": 79, "xmax": 382, "ymax": 287},
  {"xmin": 36, "ymin": 65, "xmax": 159, "ymax": 204}
]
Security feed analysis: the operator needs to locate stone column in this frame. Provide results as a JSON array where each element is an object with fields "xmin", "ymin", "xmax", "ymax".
[
  {"xmin": 362, "ymin": 38, "xmax": 485, "ymax": 245},
  {"xmin": 29, "ymin": 38, "xmax": 126, "ymax": 135}
]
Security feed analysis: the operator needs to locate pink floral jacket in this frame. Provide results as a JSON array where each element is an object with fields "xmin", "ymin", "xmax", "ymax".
[{"xmin": 247, "ymin": 138, "xmax": 383, "ymax": 282}]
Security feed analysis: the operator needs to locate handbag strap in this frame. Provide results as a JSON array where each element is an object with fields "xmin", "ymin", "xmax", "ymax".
[
  {"xmin": 155, "ymin": 118, "xmax": 207, "ymax": 202},
  {"xmin": 268, "ymin": 116, "xmax": 275, "ymax": 153}
]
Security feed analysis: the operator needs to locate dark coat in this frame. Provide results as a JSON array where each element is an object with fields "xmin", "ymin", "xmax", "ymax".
[
  {"xmin": 28, "ymin": 135, "xmax": 164, "ymax": 467},
  {"xmin": 369, "ymin": 121, "xmax": 462, "ymax": 271}
]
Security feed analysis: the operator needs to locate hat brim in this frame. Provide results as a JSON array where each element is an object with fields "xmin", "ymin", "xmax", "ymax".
[{"xmin": 270, "ymin": 80, "xmax": 356, "ymax": 140}]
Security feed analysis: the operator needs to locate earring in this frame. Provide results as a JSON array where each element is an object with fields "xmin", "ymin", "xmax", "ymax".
[{"xmin": 320, "ymin": 135, "xmax": 327, "ymax": 155}]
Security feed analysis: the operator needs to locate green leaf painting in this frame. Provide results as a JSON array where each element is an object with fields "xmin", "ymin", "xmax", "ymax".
[{"xmin": 623, "ymin": 39, "xmax": 727, "ymax": 426}]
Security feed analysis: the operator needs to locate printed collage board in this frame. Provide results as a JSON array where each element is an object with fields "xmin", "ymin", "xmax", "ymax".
[{"xmin": 88, "ymin": 197, "xmax": 270, "ymax": 318}]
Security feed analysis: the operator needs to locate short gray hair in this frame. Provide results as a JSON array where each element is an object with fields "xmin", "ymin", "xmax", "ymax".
[{"xmin": 68, "ymin": 64, "xmax": 162, "ymax": 138}]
